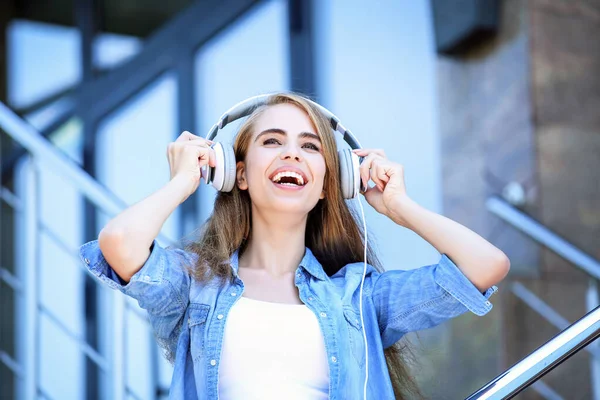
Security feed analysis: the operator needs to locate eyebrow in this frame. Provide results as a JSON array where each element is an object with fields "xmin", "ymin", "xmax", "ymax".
[{"xmin": 255, "ymin": 128, "xmax": 321, "ymax": 143}]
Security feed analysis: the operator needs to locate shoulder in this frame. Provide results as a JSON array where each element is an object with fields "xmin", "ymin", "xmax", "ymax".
[
  {"xmin": 329, "ymin": 261, "xmax": 382, "ymax": 294},
  {"xmin": 331, "ymin": 261, "xmax": 380, "ymax": 278}
]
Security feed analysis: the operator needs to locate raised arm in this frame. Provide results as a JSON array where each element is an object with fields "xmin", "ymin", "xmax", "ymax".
[
  {"xmin": 98, "ymin": 131, "xmax": 215, "ymax": 282},
  {"xmin": 80, "ymin": 131, "xmax": 215, "ymax": 361},
  {"xmin": 386, "ymin": 196, "xmax": 510, "ymax": 291},
  {"xmin": 98, "ymin": 175, "xmax": 193, "ymax": 282},
  {"xmin": 353, "ymin": 147, "xmax": 510, "ymax": 292}
]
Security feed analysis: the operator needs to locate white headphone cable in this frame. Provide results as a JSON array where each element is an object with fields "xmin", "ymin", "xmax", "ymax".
[{"xmin": 356, "ymin": 195, "xmax": 369, "ymax": 400}]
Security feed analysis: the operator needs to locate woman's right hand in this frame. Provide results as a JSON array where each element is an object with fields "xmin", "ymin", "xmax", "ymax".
[{"xmin": 167, "ymin": 131, "xmax": 216, "ymax": 197}]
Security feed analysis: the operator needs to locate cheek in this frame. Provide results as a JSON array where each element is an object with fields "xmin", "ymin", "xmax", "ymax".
[
  {"xmin": 244, "ymin": 149, "xmax": 271, "ymax": 184},
  {"xmin": 313, "ymin": 157, "xmax": 327, "ymax": 186}
]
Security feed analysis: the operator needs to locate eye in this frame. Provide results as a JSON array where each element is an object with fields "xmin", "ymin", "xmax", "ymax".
[
  {"xmin": 303, "ymin": 142, "xmax": 320, "ymax": 151},
  {"xmin": 263, "ymin": 138, "xmax": 282, "ymax": 145}
]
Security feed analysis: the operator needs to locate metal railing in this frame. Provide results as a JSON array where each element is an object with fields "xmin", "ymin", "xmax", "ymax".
[
  {"xmin": 467, "ymin": 196, "xmax": 600, "ymax": 399},
  {"xmin": 486, "ymin": 197, "xmax": 600, "ymax": 280},
  {"xmin": 467, "ymin": 305, "xmax": 600, "ymax": 399},
  {"xmin": 0, "ymin": 102, "xmax": 175, "ymax": 399}
]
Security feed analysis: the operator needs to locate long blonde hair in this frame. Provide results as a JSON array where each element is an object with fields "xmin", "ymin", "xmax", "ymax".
[{"xmin": 181, "ymin": 92, "xmax": 421, "ymax": 399}]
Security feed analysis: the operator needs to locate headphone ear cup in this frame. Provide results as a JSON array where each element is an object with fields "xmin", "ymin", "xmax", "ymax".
[
  {"xmin": 210, "ymin": 142, "xmax": 237, "ymax": 192},
  {"xmin": 338, "ymin": 149, "xmax": 360, "ymax": 199}
]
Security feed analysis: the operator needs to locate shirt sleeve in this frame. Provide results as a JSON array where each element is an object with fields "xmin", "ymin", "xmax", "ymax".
[
  {"xmin": 370, "ymin": 254, "xmax": 497, "ymax": 349},
  {"xmin": 79, "ymin": 239, "xmax": 195, "ymax": 361}
]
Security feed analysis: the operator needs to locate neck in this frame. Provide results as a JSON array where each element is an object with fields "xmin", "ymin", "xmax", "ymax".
[{"xmin": 240, "ymin": 206, "xmax": 308, "ymax": 278}]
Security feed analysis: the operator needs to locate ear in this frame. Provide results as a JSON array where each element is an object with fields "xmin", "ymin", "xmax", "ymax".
[
  {"xmin": 319, "ymin": 189, "xmax": 326, "ymax": 200},
  {"xmin": 236, "ymin": 161, "xmax": 248, "ymax": 190}
]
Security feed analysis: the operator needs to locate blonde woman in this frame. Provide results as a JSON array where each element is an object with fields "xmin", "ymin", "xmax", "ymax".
[{"xmin": 80, "ymin": 92, "xmax": 509, "ymax": 399}]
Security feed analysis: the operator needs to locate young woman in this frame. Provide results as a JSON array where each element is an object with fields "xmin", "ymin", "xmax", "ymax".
[{"xmin": 80, "ymin": 92, "xmax": 509, "ymax": 399}]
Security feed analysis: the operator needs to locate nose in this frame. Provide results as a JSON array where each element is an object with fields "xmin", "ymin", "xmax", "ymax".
[{"xmin": 280, "ymin": 143, "xmax": 303, "ymax": 162}]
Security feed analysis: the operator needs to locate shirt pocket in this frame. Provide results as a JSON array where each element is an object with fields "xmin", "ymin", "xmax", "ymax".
[
  {"xmin": 188, "ymin": 303, "xmax": 210, "ymax": 363},
  {"xmin": 343, "ymin": 306, "xmax": 366, "ymax": 368}
]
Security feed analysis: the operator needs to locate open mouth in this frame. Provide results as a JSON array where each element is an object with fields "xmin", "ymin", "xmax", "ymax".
[{"xmin": 270, "ymin": 171, "xmax": 306, "ymax": 187}]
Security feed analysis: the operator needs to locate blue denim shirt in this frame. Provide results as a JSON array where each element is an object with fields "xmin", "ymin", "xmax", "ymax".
[{"xmin": 79, "ymin": 239, "xmax": 497, "ymax": 399}]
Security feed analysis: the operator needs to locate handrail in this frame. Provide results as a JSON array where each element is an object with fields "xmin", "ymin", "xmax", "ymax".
[
  {"xmin": 486, "ymin": 196, "xmax": 600, "ymax": 280},
  {"xmin": 511, "ymin": 281, "xmax": 600, "ymax": 359},
  {"xmin": 479, "ymin": 196, "xmax": 600, "ymax": 398},
  {"xmin": 511, "ymin": 282, "xmax": 570, "ymax": 329},
  {"xmin": 467, "ymin": 305, "xmax": 600, "ymax": 399},
  {"xmin": 0, "ymin": 101, "xmax": 175, "ymax": 245}
]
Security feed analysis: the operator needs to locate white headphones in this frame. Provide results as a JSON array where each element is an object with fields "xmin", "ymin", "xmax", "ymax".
[{"xmin": 202, "ymin": 93, "xmax": 364, "ymax": 199}]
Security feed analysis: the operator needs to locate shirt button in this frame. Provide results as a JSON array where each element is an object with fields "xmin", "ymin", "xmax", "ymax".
[
  {"xmin": 231, "ymin": 292, "xmax": 237, "ymax": 296},
  {"xmin": 331, "ymin": 356, "xmax": 337, "ymax": 363},
  {"xmin": 210, "ymin": 359, "xmax": 217, "ymax": 366},
  {"xmin": 485, "ymin": 301, "xmax": 491, "ymax": 306},
  {"xmin": 217, "ymin": 314, "xmax": 224, "ymax": 320},
  {"xmin": 84, "ymin": 258, "xmax": 90, "ymax": 264},
  {"xmin": 308, "ymin": 297, "xmax": 313, "ymax": 301},
  {"xmin": 143, "ymin": 275, "xmax": 151, "ymax": 282},
  {"xmin": 320, "ymin": 312, "xmax": 327, "ymax": 318}
]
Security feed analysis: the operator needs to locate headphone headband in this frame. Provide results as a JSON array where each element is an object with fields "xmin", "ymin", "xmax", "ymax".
[{"xmin": 204, "ymin": 94, "xmax": 362, "ymax": 149}]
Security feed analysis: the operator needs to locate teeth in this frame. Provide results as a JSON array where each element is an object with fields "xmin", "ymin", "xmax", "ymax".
[{"xmin": 272, "ymin": 171, "xmax": 305, "ymax": 186}]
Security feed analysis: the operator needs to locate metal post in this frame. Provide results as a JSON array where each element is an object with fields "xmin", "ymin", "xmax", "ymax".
[
  {"xmin": 588, "ymin": 279, "xmax": 600, "ymax": 400},
  {"xmin": 177, "ymin": 54, "xmax": 199, "ymax": 238},
  {"xmin": 112, "ymin": 292, "xmax": 125, "ymax": 400},
  {"xmin": 14, "ymin": 156, "xmax": 39, "ymax": 400},
  {"xmin": 288, "ymin": 0, "xmax": 315, "ymax": 96},
  {"xmin": 75, "ymin": 0, "xmax": 102, "ymax": 397}
]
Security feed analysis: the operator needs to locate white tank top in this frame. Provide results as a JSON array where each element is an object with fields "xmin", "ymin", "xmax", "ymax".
[{"xmin": 218, "ymin": 296, "xmax": 330, "ymax": 400}]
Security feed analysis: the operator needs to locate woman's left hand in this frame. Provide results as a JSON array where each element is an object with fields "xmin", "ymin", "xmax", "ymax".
[{"xmin": 352, "ymin": 148, "xmax": 410, "ymax": 225}]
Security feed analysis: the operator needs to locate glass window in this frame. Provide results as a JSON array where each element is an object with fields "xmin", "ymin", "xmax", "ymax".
[{"xmin": 7, "ymin": 20, "xmax": 81, "ymax": 110}]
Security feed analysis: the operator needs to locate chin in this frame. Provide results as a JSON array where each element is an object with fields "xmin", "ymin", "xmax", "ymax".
[
  {"xmin": 248, "ymin": 184, "xmax": 323, "ymax": 217},
  {"xmin": 273, "ymin": 200, "xmax": 318, "ymax": 215}
]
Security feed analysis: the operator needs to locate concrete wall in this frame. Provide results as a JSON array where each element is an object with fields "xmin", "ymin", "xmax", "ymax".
[{"xmin": 436, "ymin": 0, "xmax": 600, "ymax": 397}]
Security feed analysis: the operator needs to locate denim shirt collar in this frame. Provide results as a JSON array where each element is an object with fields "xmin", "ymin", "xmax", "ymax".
[{"xmin": 229, "ymin": 246, "xmax": 328, "ymax": 281}]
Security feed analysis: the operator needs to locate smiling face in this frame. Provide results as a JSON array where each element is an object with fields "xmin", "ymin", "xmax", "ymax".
[{"xmin": 236, "ymin": 103, "xmax": 327, "ymax": 216}]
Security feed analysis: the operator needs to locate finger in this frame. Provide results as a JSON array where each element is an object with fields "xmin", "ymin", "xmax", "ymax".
[
  {"xmin": 176, "ymin": 130, "xmax": 199, "ymax": 142},
  {"xmin": 167, "ymin": 140, "xmax": 211, "ymax": 160},
  {"xmin": 370, "ymin": 160, "xmax": 392, "ymax": 192},
  {"xmin": 352, "ymin": 148, "xmax": 386, "ymax": 158},
  {"xmin": 359, "ymin": 157, "xmax": 371, "ymax": 191},
  {"xmin": 185, "ymin": 138, "xmax": 213, "ymax": 148},
  {"xmin": 207, "ymin": 148, "xmax": 216, "ymax": 168},
  {"xmin": 359, "ymin": 154, "xmax": 377, "ymax": 190},
  {"xmin": 359, "ymin": 153, "xmax": 385, "ymax": 189},
  {"xmin": 196, "ymin": 147, "xmax": 216, "ymax": 168},
  {"xmin": 176, "ymin": 130, "xmax": 214, "ymax": 144}
]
